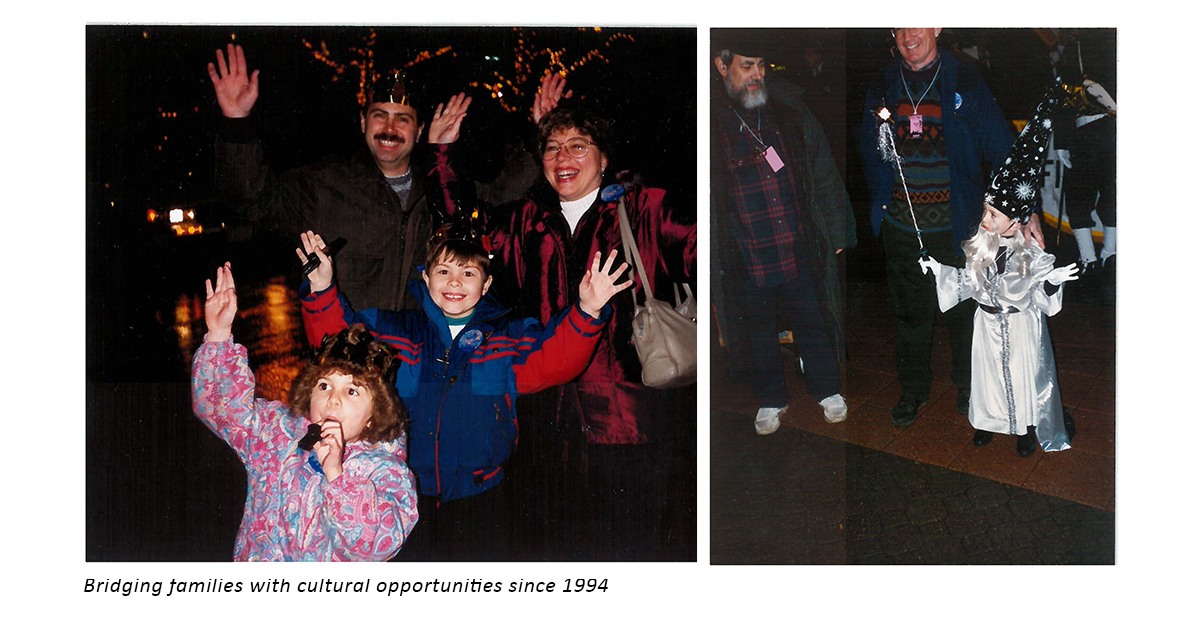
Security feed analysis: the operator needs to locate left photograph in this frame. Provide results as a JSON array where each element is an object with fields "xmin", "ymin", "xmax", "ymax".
[{"xmin": 86, "ymin": 25, "xmax": 697, "ymax": 562}]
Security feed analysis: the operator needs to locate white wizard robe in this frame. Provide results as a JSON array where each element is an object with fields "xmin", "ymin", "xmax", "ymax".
[{"xmin": 928, "ymin": 238, "xmax": 1071, "ymax": 452}]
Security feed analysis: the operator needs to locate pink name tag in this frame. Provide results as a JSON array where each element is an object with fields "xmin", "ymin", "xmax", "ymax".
[
  {"xmin": 909, "ymin": 114, "xmax": 923, "ymax": 136},
  {"xmin": 764, "ymin": 146, "xmax": 784, "ymax": 172}
]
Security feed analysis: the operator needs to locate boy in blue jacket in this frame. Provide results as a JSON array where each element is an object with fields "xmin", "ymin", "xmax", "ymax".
[{"xmin": 296, "ymin": 226, "xmax": 630, "ymax": 560}]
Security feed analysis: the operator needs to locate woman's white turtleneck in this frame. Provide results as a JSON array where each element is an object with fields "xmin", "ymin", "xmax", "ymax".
[{"xmin": 559, "ymin": 187, "xmax": 601, "ymax": 234}]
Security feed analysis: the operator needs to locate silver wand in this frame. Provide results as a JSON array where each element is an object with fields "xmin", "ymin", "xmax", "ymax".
[{"xmin": 875, "ymin": 105, "xmax": 928, "ymax": 258}]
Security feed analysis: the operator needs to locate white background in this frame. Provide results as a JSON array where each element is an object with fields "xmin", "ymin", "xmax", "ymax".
[{"xmin": 7, "ymin": 2, "xmax": 1193, "ymax": 624}]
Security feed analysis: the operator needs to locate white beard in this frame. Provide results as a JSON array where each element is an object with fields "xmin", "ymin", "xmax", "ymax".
[
  {"xmin": 963, "ymin": 226, "xmax": 1033, "ymax": 286},
  {"xmin": 726, "ymin": 78, "xmax": 768, "ymax": 110}
]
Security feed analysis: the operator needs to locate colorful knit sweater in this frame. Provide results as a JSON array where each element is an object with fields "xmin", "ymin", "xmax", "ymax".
[
  {"xmin": 861, "ymin": 48, "xmax": 1013, "ymax": 245},
  {"xmin": 191, "ymin": 337, "xmax": 419, "ymax": 561}
]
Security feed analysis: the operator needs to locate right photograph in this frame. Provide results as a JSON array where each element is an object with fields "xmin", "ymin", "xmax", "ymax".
[{"xmin": 709, "ymin": 27, "xmax": 1116, "ymax": 564}]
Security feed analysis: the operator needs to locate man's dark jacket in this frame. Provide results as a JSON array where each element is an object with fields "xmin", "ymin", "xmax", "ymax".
[
  {"xmin": 859, "ymin": 49, "xmax": 1013, "ymax": 245},
  {"xmin": 710, "ymin": 87, "xmax": 856, "ymax": 361},
  {"xmin": 215, "ymin": 116, "xmax": 455, "ymax": 311}
]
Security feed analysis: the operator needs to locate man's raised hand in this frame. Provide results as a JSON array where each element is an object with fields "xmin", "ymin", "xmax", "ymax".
[{"xmin": 207, "ymin": 43, "xmax": 260, "ymax": 119}]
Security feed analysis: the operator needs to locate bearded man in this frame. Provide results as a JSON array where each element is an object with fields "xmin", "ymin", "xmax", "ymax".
[{"xmin": 710, "ymin": 34, "xmax": 856, "ymax": 435}]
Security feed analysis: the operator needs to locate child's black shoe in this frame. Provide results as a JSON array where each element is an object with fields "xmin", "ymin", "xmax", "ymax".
[{"xmin": 1016, "ymin": 429, "xmax": 1038, "ymax": 457}]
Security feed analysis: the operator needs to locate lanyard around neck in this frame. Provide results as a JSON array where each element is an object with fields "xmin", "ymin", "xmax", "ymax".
[
  {"xmin": 901, "ymin": 58, "xmax": 942, "ymax": 112},
  {"xmin": 731, "ymin": 107, "xmax": 767, "ymax": 149}
]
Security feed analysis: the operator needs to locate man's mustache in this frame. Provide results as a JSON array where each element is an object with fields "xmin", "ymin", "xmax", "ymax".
[{"xmin": 373, "ymin": 132, "xmax": 406, "ymax": 143}]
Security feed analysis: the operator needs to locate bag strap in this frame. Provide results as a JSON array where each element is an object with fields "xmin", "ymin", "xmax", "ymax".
[
  {"xmin": 674, "ymin": 283, "xmax": 693, "ymax": 308},
  {"xmin": 616, "ymin": 197, "xmax": 656, "ymax": 311}
]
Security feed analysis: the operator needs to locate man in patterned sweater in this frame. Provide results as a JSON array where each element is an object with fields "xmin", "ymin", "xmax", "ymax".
[{"xmin": 860, "ymin": 28, "xmax": 1015, "ymax": 427}]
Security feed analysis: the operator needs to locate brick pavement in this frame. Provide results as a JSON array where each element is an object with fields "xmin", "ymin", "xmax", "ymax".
[{"xmin": 710, "ymin": 409, "xmax": 1115, "ymax": 564}]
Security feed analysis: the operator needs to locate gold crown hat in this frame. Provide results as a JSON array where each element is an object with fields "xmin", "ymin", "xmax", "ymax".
[
  {"xmin": 314, "ymin": 324, "xmax": 398, "ymax": 385},
  {"xmin": 368, "ymin": 70, "xmax": 411, "ymax": 107},
  {"xmin": 984, "ymin": 78, "xmax": 1071, "ymax": 223},
  {"xmin": 429, "ymin": 208, "xmax": 494, "ymax": 258}
]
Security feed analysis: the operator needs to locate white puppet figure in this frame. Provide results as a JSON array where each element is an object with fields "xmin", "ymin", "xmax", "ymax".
[{"xmin": 918, "ymin": 80, "xmax": 1080, "ymax": 457}]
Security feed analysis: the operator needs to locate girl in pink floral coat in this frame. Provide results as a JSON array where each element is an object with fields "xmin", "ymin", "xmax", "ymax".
[{"xmin": 192, "ymin": 262, "xmax": 418, "ymax": 561}]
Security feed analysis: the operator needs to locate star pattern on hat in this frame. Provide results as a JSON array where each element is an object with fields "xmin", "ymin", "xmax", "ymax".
[
  {"xmin": 1015, "ymin": 181, "xmax": 1035, "ymax": 201},
  {"xmin": 984, "ymin": 79, "xmax": 1069, "ymax": 223}
]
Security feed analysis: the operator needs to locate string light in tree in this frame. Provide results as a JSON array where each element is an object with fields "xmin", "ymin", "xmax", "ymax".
[
  {"xmin": 470, "ymin": 27, "xmax": 635, "ymax": 113},
  {"xmin": 303, "ymin": 30, "xmax": 456, "ymax": 107}
]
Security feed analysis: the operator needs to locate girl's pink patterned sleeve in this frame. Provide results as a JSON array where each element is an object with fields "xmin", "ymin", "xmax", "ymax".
[
  {"xmin": 320, "ymin": 443, "xmax": 419, "ymax": 561},
  {"xmin": 191, "ymin": 338, "xmax": 264, "ymax": 460}
]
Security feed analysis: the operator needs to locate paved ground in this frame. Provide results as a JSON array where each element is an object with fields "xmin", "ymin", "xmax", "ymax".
[{"xmin": 710, "ymin": 409, "xmax": 1115, "ymax": 564}]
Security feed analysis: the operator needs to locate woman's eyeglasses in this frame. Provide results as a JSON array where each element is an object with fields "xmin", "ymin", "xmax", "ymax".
[{"xmin": 542, "ymin": 139, "xmax": 595, "ymax": 160}]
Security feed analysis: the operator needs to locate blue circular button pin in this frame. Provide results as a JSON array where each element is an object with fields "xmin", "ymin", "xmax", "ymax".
[{"xmin": 600, "ymin": 183, "xmax": 625, "ymax": 203}]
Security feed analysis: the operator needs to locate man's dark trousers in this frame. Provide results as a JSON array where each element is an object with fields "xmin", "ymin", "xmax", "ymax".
[{"xmin": 881, "ymin": 220, "xmax": 974, "ymax": 399}]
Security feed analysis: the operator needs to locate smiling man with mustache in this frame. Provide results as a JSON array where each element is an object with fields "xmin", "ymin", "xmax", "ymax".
[
  {"xmin": 362, "ymin": 98, "xmax": 422, "ymax": 179},
  {"xmin": 859, "ymin": 28, "xmax": 1015, "ymax": 428},
  {"xmin": 209, "ymin": 43, "xmax": 470, "ymax": 311}
]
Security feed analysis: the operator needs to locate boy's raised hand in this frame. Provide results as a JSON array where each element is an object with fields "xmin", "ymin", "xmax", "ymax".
[
  {"xmin": 578, "ymin": 250, "xmax": 633, "ymax": 318},
  {"xmin": 204, "ymin": 262, "xmax": 237, "ymax": 342},
  {"xmin": 295, "ymin": 230, "xmax": 334, "ymax": 292}
]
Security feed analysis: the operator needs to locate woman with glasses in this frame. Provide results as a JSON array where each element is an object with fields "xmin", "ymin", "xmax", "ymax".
[{"xmin": 432, "ymin": 82, "xmax": 696, "ymax": 560}]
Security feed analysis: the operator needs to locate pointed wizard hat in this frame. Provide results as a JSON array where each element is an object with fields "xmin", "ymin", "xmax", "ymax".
[{"xmin": 984, "ymin": 78, "xmax": 1072, "ymax": 223}]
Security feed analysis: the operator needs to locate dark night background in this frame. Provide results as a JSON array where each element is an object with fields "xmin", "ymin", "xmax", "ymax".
[
  {"xmin": 85, "ymin": 25, "xmax": 697, "ymax": 561},
  {"xmin": 84, "ymin": 25, "xmax": 1117, "ymax": 562},
  {"xmin": 709, "ymin": 27, "xmax": 1117, "ymax": 287},
  {"xmin": 88, "ymin": 25, "xmax": 699, "ymax": 382}
]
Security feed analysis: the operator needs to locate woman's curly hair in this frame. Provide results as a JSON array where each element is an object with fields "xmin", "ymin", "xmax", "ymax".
[
  {"xmin": 287, "ymin": 324, "xmax": 407, "ymax": 443},
  {"xmin": 536, "ymin": 102, "xmax": 614, "ymax": 160}
]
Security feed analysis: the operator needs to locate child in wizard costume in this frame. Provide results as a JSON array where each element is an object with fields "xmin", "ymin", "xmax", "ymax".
[{"xmin": 917, "ymin": 80, "xmax": 1080, "ymax": 457}]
